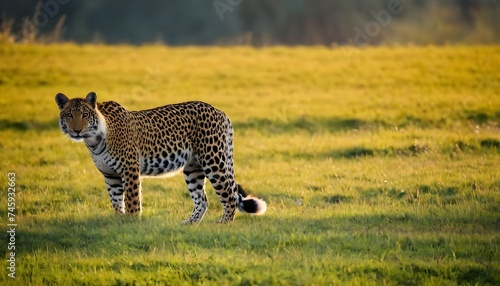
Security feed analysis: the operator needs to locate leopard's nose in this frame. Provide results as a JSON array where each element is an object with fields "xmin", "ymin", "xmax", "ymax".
[{"xmin": 73, "ymin": 129, "xmax": 82, "ymax": 134}]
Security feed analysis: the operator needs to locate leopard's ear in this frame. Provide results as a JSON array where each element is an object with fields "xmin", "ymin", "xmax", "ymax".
[
  {"xmin": 55, "ymin": 93, "xmax": 69, "ymax": 110},
  {"xmin": 85, "ymin": 92, "xmax": 97, "ymax": 109}
]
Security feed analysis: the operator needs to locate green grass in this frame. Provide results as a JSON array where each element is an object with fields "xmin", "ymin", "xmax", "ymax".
[{"xmin": 0, "ymin": 44, "xmax": 499, "ymax": 285}]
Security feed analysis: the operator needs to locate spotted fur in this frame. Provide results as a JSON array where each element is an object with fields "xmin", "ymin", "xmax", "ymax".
[{"xmin": 55, "ymin": 92, "xmax": 267, "ymax": 223}]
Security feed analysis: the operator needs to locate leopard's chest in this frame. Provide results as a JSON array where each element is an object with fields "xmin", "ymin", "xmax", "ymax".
[
  {"xmin": 92, "ymin": 153, "xmax": 117, "ymax": 175},
  {"xmin": 87, "ymin": 142, "xmax": 123, "ymax": 175}
]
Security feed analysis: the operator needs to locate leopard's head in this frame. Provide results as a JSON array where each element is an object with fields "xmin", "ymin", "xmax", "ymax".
[{"xmin": 55, "ymin": 92, "xmax": 106, "ymax": 142}]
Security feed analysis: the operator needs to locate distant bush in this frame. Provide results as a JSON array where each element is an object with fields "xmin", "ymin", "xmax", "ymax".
[{"xmin": 1, "ymin": 0, "xmax": 499, "ymax": 45}]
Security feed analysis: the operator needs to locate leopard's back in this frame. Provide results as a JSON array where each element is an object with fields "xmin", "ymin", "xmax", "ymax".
[{"xmin": 99, "ymin": 101, "xmax": 232, "ymax": 177}]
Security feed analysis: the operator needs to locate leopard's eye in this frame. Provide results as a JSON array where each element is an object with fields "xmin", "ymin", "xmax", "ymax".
[
  {"xmin": 67, "ymin": 113, "xmax": 73, "ymax": 119},
  {"xmin": 82, "ymin": 112, "xmax": 89, "ymax": 119}
]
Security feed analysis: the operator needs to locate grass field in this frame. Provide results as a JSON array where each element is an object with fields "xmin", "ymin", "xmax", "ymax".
[{"xmin": 0, "ymin": 44, "xmax": 499, "ymax": 285}]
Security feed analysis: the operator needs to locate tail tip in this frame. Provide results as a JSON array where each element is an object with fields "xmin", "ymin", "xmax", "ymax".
[{"xmin": 240, "ymin": 195, "xmax": 267, "ymax": 215}]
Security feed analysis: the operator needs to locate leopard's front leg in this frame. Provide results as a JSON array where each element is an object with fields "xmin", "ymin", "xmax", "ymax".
[
  {"xmin": 103, "ymin": 173, "xmax": 125, "ymax": 214},
  {"xmin": 121, "ymin": 164, "xmax": 142, "ymax": 215}
]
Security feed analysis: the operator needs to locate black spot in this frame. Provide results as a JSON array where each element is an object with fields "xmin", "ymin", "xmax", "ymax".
[
  {"xmin": 163, "ymin": 161, "xmax": 170, "ymax": 168},
  {"xmin": 109, "ymin": 183, "xmax": 122, "ymax": 189}
]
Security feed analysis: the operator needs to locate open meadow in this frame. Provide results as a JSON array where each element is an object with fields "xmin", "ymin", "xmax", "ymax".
[{"xmin": 0, "ymin": 44, "xmax": 499, "ymax": 285}]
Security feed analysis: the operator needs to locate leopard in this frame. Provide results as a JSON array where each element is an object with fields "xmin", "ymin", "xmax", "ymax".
[{"xmin": 55, "ymin": 92, "xmax": 267, "ymax": 223}]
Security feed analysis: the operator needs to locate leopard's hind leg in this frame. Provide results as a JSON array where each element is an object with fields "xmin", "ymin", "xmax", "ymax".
[
  {"xmin": 182, "ymin": 156, "xmax": 208, "ymax": 224},
  {"xmin": 200, "ymin": 120, "xmax": 266, "ymax": 223},
  {"xmin": 204, "ymin": 163, "xmax": 238, "ymax": 223}
]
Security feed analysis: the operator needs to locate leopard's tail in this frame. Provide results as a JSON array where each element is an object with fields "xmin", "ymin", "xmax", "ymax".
[{"xmin": 236, "ymin": 184, "xmax": 267, "ymax": 215}]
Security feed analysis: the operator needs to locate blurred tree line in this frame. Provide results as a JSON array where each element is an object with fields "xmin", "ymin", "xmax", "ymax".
[{"xmin": 1, "ymin": 0, "xmax": 498, "ymax": 45}]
